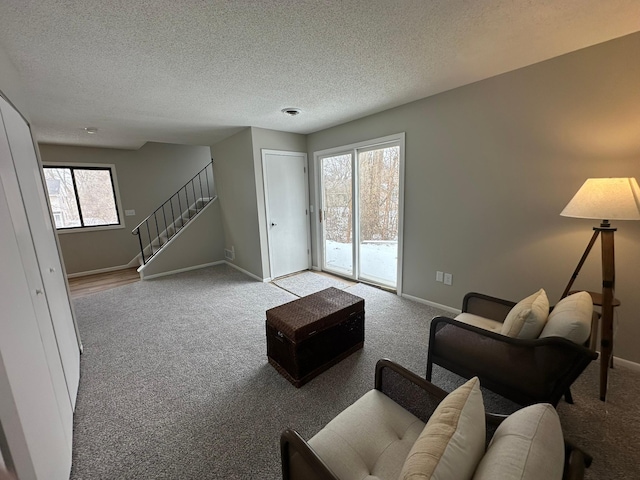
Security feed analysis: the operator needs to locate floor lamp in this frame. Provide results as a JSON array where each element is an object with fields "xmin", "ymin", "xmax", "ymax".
[{"xmin": 560, "ymin": 177, "xmax": 640, "ymax": 401}]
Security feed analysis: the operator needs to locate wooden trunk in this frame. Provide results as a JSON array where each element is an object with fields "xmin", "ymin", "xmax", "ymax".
[{"xmin": 266, "ymin": 287, "xmax": 365, "ymax": 387}]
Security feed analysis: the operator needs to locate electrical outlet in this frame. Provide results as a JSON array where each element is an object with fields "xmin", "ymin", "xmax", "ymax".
[
  {"xmin": 444, "ymin": 273, "xmax": 452, "ymax": 285},
  {"xmin": 125, "ymin": 209, "xmax": 136, "ymax": 216},
  {"xmin": 436, "ymin": 271, "xmax": 444, "ymax": 282}
]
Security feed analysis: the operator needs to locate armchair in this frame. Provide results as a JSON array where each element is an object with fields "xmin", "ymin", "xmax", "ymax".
[
  {"xmin": 281, "ymin": 359, "xmax": 591, "ymax": 480},
  {"xmin": 426, "ymin": 292, "xmax": 598, "ymax": 407}
]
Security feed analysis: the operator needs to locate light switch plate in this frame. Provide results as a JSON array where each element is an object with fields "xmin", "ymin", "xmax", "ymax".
[
  {"xmin": 444, "ymin": 273, "xmax": 452, "ymax": 285},
  {"xmin": 436, "ymin": 271, "xmax": 444, "ymax": 282}
]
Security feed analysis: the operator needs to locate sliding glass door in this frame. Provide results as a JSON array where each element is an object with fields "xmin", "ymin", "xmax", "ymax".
[
  {"xmin": 319, "ymin": 136, "xmax": 403, "ymax": 290},
  {"xmin": 321, "ymin": 153, "xmax": 353, "ymax": 276},
  {"xmin": 357, "ymin": 144, "xmax": 400, "ymax": 286}
]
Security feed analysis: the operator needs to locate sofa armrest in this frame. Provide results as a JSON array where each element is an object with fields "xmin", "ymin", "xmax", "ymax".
[
  {"xmin": 280, "ymin": 428, "xmax": 340, "ymax": 480},
  {"xmin": 426, "ymin": 316, "xmax": 598, "ymax": 406},
  {"xmin": 375, "ymin": 359, "xmax": 448, "ymax": 423},
  {"xmin": 462, "ymin": 292, "xmax": 516, "ymax": 322}
]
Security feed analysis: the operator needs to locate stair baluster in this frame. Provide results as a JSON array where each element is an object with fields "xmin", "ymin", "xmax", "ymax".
[{"xmin": 132, "ymin": 160, "xmax": 215, "ymax": 265}]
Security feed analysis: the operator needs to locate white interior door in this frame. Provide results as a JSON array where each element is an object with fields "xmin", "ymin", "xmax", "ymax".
[
  {"xmin": 0, "ymin": 102, "xmax": 73, "ymax": 479},
  {"xmin": 263, "ymin": 150, "xmax": 311, "ymax": 279},
  {"xmin": 0, "ymin": 111, "xmax": 73, "ymax": 450},
  {"xmin": 0, "ymin": 97, "xmax": 80, "ymax": 406}
]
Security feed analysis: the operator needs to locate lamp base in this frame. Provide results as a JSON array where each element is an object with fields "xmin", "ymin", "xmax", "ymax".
[{"xmin": 562, "ymin": 227, "xmax": 617, "ymax": 401}]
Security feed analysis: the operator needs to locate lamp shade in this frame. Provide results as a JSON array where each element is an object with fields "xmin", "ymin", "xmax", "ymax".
[{"xmin": 561, "ymin": 177, "xmax": 640, "ymax": 221}]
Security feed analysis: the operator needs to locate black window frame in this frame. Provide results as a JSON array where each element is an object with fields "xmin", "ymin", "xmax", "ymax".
[{"xmin": 43, "ymin": 164, "xmax": 122, "ymax": 231}]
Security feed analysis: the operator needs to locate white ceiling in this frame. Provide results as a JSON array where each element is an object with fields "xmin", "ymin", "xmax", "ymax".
[{"xmin": 1, "ymin": 0, "xmax": 639, "ymax": 150}]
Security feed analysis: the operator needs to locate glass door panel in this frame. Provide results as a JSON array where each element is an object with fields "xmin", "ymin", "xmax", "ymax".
[
  {"xmin": 321, "ymin": 154, "xmax": 353, "ymax": 276},
  {"xmin": 358, "ymin": 145, "xmax": 400, "ymax": 287}
]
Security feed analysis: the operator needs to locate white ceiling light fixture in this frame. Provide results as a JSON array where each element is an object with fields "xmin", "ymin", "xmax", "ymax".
[
  {"xmin": 281, "ymin": 108, "xmax": 302, "ymax": 117},
  {"xmin": 84, "ymin": 127, "xmax": 98, "ymax": 134}
]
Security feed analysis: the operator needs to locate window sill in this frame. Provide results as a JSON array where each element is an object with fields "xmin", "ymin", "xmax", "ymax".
[{"xmin": 56, "ymin": 224, "xmax": 125, "ymax": 235}]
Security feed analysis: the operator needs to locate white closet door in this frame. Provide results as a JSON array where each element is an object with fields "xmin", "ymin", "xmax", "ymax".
[
  {"xmin": 0, "ymin": 178, "xmax": 72, "ymax": 479},
  {"xmin": 0, "ymin": 103, "xmax": 73, "ymax": 445},
  {"xmin": 0, "ymin": 97, "xmax": 80, "ymax": 407}
]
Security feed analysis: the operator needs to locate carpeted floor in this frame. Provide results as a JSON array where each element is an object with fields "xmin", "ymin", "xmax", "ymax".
[{"xmin": 70, "ymin": 265, "xmax": 640, "ymax": 479}]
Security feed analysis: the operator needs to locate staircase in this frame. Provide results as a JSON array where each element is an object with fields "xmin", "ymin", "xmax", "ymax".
[{"xmin": 132, "ymin": 161, "xmax": 215, "ymax": 265}]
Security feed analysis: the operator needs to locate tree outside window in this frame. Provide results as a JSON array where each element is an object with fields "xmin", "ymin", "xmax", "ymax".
[{"xmin": 322, "ymin": 146, "xmax": 400, "ymax": 244}]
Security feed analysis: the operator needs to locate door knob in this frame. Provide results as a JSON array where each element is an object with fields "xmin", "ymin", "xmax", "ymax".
[{"xmin": 271, "ymin": 222, "xmax": 277, "ymax": 226}]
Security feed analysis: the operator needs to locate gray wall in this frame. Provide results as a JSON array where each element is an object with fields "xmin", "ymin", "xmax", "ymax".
[
  {"xmin": 0, "ymin": 45, "xmax": 29, "ymax": 121},
  {"xmin": 211, "ymin": 128, "xmax": 263, "ymax": 278},
  {"xmin": 139, "ymin": 199, "xmax": 225, "ymax": 278},
  {"xmin": 251, "ymin": 127, "xmax": 307, "ymax": 279},
  {"xmin": 211, "ymin": 127, "xmax": 307, "ymax": 280},
  {"xmin": 39, "ymin": 142, "xmax": 215, "ymax": 274},
  {"xmin": 307, "ymin": 32, "xmax": 640, "ymax": 363}
]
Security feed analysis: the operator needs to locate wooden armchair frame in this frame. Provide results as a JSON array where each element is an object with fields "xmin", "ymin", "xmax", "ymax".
[
  {"xmin": 281, "ymin": 359, "xmax": 591, "ymax": 480},
  {"xmin": 426, "ymin": 292, "xmax": 598, "ymax": 407}
]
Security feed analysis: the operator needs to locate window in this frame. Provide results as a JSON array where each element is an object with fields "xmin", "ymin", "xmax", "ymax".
[{"xmin": 43, "ymin": 164, "xmax": 123, "ymax": 231}]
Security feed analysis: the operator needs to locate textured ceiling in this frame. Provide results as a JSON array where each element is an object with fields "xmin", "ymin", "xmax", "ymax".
[{"xmin": 0, "ymin": 0, "xmax": 639, "ymax": 149}]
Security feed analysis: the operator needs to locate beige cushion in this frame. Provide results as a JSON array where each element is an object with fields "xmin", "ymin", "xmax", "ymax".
[
  {"xmin": 455, "ymin": 313, "xmax": 503, "ymax": 333},
  {"xmin": 472, "ymin": 403, "xmax": 564, "ymax": 480},
  {"xmin": 539, "ymin": 291, "xmax": 593, "ymax": 344},
  {"xmin": 300, "ymin": 389, "xmax": 425, "ymax": 480},
  {"xmin": 501, "ymin": 289, "xmax": 549, "ymax": 339},
  {"xmin": 398, "ymin": 377, "xmax": 485, "ymax": 480}
]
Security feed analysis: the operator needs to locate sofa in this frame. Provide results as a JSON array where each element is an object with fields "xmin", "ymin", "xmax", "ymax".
[
  {"xmin": 280, "ymin": 359, "xmax": 590, "ymax": 480},
  {"xmin": 426, "ymin": 289, "xmax": 598, "ymax": 406}
]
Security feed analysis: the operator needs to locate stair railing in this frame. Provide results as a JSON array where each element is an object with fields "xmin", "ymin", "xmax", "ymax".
[{"xmin": 132, "ymin": 160, "xmax": 215, "ymax": 265}]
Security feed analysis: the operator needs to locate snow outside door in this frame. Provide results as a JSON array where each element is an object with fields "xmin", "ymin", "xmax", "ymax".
[{"xmin": 263, "ymin": 150, "xmax": 310, "ymax": 279}]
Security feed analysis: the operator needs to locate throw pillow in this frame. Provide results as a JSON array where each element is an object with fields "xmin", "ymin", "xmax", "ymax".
[
  {"xmin": 501, "ymin": 288, "xmax": 549, "ymax": 339},
  {"xmin": 539, "ymin": 291, "xmax": 593, "ymax": 344},
  {"xmin": 398, "ymin": 377, "xmax": 485, "ymax": 480},
  {"xmin": 472, "ymin": 403, "xmax": 564, "ymax": 480}
]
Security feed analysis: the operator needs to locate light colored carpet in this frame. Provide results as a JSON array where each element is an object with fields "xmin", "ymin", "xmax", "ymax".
[
  {"xmin": 271, "ymin": 270, "xmax": 349, "ymax": 297},
  {"xmin": 69, "ymin": 264, "xmax": 640, "ymax": 479}
]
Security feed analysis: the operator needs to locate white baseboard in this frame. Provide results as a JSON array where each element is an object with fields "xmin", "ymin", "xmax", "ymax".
[
  {"xmin": 612, "ymin": 356, "xmax": 640, "ymax": 372},
  {"xmin": 224, "ymin": 261, "xmax": 269, "ymax": 282},
  {"xmin": 141, "ymin": 261, "xmax": 225, "ymax": 280},
  {"xmin": 126, "ymin": 255, "xmax": 141, "ymax": 268},
  {"xmin": 67, "ymin": 264, "xmax": 135, "ymax": 279},
  {"xmin": 311, "ymin": 265, "xmax": 321, "ymax": 272},
  {"xmin": 401, "ymin": 293, "xmax": 460, "ymax": 315}
]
